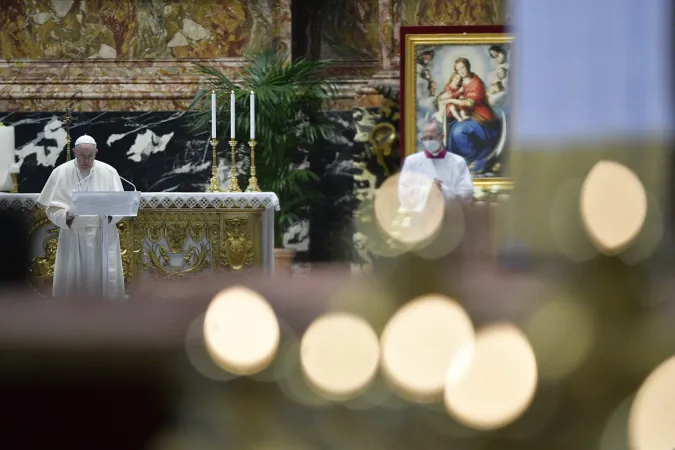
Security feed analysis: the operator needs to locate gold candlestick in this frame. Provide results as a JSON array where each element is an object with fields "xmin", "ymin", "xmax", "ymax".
[
  {"xmin": 245, "ymin": 139, "xmax": 261, "ymax": 192},
  {"xmin": 226, "ymin": 139, "xmax": 242, "ymax": 192},
  {"xmin": 206, "ymin": 138, "xmax": 222, "ymax": 192},
  {"xmin": 65, "ymin": 110, "xmax": 72, "ymax": 161},
  {"xmin": 10, "ymin": 173, "xmax": 18, "ymax": 193}
]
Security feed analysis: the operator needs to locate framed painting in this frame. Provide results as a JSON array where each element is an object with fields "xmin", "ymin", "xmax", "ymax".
[{"xmin": 400, "ymin": 26, "xmax": 514, "ymax": 189}]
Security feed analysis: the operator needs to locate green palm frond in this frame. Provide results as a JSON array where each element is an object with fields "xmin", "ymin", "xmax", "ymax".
[{"xmin": 188, "ymin": 51, "xmax": 338, "ymax": 247}]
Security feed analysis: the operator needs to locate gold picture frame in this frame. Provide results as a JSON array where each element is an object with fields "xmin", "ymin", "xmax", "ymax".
[{"xmin": 401, "ymin": 27, "xmax": 514, "ymax": 189}]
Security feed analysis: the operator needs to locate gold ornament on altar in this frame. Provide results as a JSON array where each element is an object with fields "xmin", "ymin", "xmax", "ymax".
[
  {"xmin": 246, "ymin": 139, "xmax": 260, "ymax": 192},
  {"xmin": 222, "ymin": 218, "xmax": 254, "ymax": 270},
  {"xmin": 121, "ymin": 210, "xmax": 259, "ymax": 279},
  {"xmin": 206, "ymin": 138, "xmax": 222, "ymax": 192},
  {"xmin": 21, "ymin": 198, "xmax": 263, "ymax": 291},
  {"xmin": 226, "ymin": 140, "xmax": 241, "ymax": 192},
  {"xmin": 30, "ymin": 228, "xmax": 59, "ymax": 278}
]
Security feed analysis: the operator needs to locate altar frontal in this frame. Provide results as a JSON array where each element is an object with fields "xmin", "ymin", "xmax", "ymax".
[{"xmin": 0, "ymin": 192, "xmax": 278, "ymax": 296}]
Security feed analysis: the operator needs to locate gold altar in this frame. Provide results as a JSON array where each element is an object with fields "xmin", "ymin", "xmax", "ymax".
[
  {"xmin": 1, "ymin": 192, "xmax": 278, "ymax": 296},
  {"xmin": 120, "ymin": 209, "xmax": 263, "ymax": 276}
]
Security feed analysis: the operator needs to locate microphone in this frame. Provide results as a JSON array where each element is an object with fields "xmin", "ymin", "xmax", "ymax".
[{"xmin": 119, "ymin": 175, "xmax": 137, "ymax": 191}]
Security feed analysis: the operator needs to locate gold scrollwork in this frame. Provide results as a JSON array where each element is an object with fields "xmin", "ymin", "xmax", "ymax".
[
  {"xmin": 29, "ymin": 228, "xmax": 59, "ymax": 278},
  {"xmin": 146, "ymin": 241, "xmax": 210, "ymax": 278},
  {"xmin": 189, "ymin": 223, "xmax": 206, "ymax": 242},
  {"xmin": 369, "ymin": 122, "xmax": 397, "ymax": 176},
  {"xmin": 220, "ymin": 218, "xmax": 254, "ymax": 271},
  {"xmin": 165, "ymin": 223, "xmax": 187, "ymax": 253},
  {"xmin": 116, "ymin": 219, "xmax": 138, "ymax": 284},
  {"xmin": 147, "ymin": 224, "xmax": 163, "ymax": 243},
  {"xmin": 134, "ymin": 211, "xmax": 222, "ymax": 279},
  {"xmin": 20, "ymin": 206, "xmax": 263, "ymax": 286},
  {"xmin": 26, "ymin": 206, "xmax": 57, "ymax": 295}
]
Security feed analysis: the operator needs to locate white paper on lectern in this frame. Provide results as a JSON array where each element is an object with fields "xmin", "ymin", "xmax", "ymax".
[
  {"xmin": 70, "ymin": 191, "xmax": 141, "ymax": 217},
  {"xmin": 0, "ymin": 125, "xmax": 15, "ymax": 192}
]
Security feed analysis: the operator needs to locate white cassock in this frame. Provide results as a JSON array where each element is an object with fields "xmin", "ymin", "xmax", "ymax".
[
  {"xmin": 37, "ymin": 159, "xmax": 125, "ymax": 298},
  {"xmin": 399, "ymin": 150, "xmax": 473, "ymax": 212}
]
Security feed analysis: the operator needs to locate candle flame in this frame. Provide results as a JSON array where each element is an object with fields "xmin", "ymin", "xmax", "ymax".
[
  {"xmin": 212, "ymin": 90, "xmax": 215, "ymax": 94},
  {"xmin": 251, "ymin": 90, "xmax": 254, "ymax": 94},
  {"xmin": 231, "ymin": 90, "xmax": 234, "ymax": 94}
]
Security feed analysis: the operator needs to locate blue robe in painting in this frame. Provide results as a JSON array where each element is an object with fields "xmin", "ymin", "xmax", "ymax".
[{"xmin": 446, "ymin": 118, "xmax": 500, "ymax": 173}]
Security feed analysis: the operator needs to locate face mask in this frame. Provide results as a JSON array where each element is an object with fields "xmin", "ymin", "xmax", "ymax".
[{"xmin": 423, "ymin": 139, "xmax": 441, "ymax": 154}]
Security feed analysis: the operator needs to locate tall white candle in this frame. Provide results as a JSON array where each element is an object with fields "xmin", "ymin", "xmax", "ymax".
[
  {"xmin": 211, "ymin": 91, "xmax": 216, "ymax": 138},
  {"xmin": 230, "ymin": 90, "xmax": 235, "ymax": 139},
  {"xmin": 250, "ymin": 91, "xmax": 255, "ymax": 140}
]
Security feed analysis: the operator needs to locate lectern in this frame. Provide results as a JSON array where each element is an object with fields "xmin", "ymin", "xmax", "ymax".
[{"xmin": 70, "ymin": 191, "xmax": 141, "ymax": 297}]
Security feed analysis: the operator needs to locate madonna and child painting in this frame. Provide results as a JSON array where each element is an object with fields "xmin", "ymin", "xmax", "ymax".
[{"xmin": 404, "ymin": 30, "xmax": 513, "ymax": 181}]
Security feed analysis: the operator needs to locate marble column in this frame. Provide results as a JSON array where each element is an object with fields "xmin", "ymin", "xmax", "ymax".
[
  {"xmin": 361, "ymin": 0, "xmax": 400, "ymax": 100},
  {"xmin": 377, "ymin": 0, "xmax": 402, "ymax": 73}
]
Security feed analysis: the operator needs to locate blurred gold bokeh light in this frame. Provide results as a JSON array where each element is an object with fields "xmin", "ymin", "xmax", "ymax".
[{"xmin": 203, "ymin": 286, "xmax": 280, "ymax": 375}]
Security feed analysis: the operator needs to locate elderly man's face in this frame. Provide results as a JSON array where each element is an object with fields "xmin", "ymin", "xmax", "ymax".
[
  {"xmin": 421, "ymin": 124, "xmax": 442, "ymax": 142},
  {"xmin": 74, "ymin": 144, "xmax": 97, "ymax": 170}
]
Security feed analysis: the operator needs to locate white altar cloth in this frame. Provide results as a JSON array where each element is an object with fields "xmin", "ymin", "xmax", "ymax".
[{"xmin": 0, "ymin": 192, "xmax": 280, "ymax": 274}]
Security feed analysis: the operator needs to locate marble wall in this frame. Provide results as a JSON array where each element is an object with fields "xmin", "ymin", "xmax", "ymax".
[
  {"xmin": 0, "ymin": 0, "xmax": 292, "ymax": 111},
  {"xmin": 0, "ymin": 0, "xmax": 508, "ymax": 112},
  {"xmin": 319, "ymin": 0, "xmax": 380, "ymax": 61},
  {"xmin": 0, "ymin": 112, "xmax": 209, "ymax": 193},
  {"xmin": 401, "ymin": 0, "xmax": 508, "ymax": 26},
  {"xmin": 0, "ymin": 0, "xmax": 264, "ymax": 60}
]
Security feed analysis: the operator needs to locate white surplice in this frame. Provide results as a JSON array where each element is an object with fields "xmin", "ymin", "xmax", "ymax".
[
  {"xmin": 37, "ymin": 160, "xmax": 125, "ymax": 298},
  {"xmin": 399, "ymin": 150, "xmax": 473, "ymax": 212}
]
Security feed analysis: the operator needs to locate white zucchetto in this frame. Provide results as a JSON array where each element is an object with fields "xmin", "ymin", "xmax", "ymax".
[{"xmin": 74, "ymin": 134, "xmax": 96, "ymax": 147}]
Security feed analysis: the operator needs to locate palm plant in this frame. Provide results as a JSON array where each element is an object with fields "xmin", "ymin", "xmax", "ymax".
[{"xmin": 189, "ymin": 51, "xmax": 338, "ymax": 247}]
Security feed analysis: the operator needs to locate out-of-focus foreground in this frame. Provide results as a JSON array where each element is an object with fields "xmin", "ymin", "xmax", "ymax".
[
  {"xmin": 1, "ymin": 0, "xmax": 674, "ymax": 448},
  {"xmin": 2, "ymin": 181, "xmax": 675, "ymax": 450}
]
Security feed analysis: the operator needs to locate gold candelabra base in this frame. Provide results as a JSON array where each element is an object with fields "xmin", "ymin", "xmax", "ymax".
[
  {"xmin": 206, "ymin": 175, "xmax": 221, "ymax": 192},
  {"xmin": 10, "ymin": 173, "xmax": 18, "ymax": 193},
  {"xmin": 245, "ymin": 139, "xmax": 261, "ymax": 192},
  {"xmin": 246, "ymin": 177, "xmax": 260, "ymax": 192},
  {"xmin": 226, "ymin": 139, "xmax": 242, "ymax": 192},
  {"xmin": 206, "ymin": 138, "xmax": 222, "ymax": 192}
]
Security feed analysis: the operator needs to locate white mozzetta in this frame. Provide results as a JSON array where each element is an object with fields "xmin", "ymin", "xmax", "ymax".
[{"xmin": 0, "ymin": 192, "xmax": 280, "ymax": 211}]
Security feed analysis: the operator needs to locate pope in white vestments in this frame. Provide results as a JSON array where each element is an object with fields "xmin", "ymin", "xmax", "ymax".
[
  {"xmin": 37, "ymin": 135, "xmax": 126, "ymax": 298},
  {"xmin": 399, "ymin": 119, "xmax": 474, "ymax": 212}
]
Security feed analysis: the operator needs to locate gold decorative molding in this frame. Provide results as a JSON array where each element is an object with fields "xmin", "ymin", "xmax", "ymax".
[
  {"xmin": 129, "ymin": 209, "xmax": 262, "ymax": 280},
  {"xmin": 221, "ymin": 218, "xmax": 255, "ymax": 271},
  {"xmin": 0, "ymin": 58, "xmax": 385, "ymax": 111}
]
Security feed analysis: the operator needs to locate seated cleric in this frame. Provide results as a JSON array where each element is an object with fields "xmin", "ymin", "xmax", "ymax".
[
  {"xmin": 37, "ymin": 134, "xmax": 126, "ymax": 299},
  {"xmin": 399, "ymin": 119, "xmax": 473, "ymax": 212}
]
